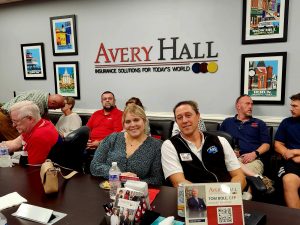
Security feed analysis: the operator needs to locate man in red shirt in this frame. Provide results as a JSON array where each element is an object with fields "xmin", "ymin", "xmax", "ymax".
[
  {"xmin": 86, "ymin": 91, "xmax": 123, "ymax": 150},
  {"xmin": 4, "ymin": 101, "xmax": 59, "ymax": 164}
]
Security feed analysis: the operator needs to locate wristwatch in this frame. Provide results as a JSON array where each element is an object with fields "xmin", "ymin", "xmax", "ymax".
[{"xmin": 255, "ymin": 150, "xmax": 260, "ymax": 158}]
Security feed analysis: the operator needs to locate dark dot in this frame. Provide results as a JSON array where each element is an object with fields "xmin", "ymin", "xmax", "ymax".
[
  {"xmin": 200, "ymin": 63, "xmax": 208, "ymax": 73},
  {"xmin": 192, "ymin": 63, "xmax": 200, "ymax": 74}
]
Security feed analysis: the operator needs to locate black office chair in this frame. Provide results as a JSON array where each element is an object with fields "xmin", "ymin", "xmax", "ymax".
[
  {"xmin": 205, "ymin": 130, "xmax": 235, "ymax": 148},
  {"xmin": 149, "ymin": 119, "xmax": 174, "ymax": 141},
  {"xmin": 48, "ymin": 126, "xmax": 90, "ymax": 172},
  {"xmin": 204, "ymin": 121, "xmax": 220, "ymax": 131}
]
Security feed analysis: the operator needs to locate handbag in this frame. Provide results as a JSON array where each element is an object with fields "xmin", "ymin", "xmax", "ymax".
[{"xmin": 40, "ymin": 159, "xmax": 78, "ymax": 194}]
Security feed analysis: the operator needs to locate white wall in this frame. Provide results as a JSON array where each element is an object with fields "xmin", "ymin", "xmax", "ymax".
[{"xmin": 0, "ymin": 0, "xmax": 299, "ymax": 121}]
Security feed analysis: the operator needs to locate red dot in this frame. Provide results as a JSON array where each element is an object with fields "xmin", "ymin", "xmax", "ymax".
[{"xmin": 200, "ymin": 63, "xmax": 208, "ymax": 73}]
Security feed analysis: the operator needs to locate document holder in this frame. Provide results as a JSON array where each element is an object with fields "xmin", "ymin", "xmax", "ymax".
[{"xmin": 12, "ymin": 203, "xmax": 54, "ymax": 224}]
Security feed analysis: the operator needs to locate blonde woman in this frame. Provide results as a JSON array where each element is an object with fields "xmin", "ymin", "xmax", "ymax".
[{"xmin": 90, "ymin": 104, "xmax": 164, "ymax": 186}]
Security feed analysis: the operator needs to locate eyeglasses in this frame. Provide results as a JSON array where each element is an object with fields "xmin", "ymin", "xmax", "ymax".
[
  {"xmin": 11, "ymin": 116, "xmax": 29, "ymax": 126},
  {"xmin": 102, "ymin": 97, "xmax": 114, "ymax": 101}
]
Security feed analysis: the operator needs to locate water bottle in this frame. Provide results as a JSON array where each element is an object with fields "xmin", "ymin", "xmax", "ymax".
[
  {"xmin": 0, "ymin": 142, "xmax": 12, "ymax": 168},
  {"xmin": 0, "ymin": 212, "xmax": 7, "ymax": 225},
  {"xmin": 109, "ymin": 162, "xmax": 121, "ymax": 199}
]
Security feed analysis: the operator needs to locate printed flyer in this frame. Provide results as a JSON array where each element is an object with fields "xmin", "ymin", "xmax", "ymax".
[{"xmin": 184, "ymin": 183, "xmax": 244, "ymax": 225}]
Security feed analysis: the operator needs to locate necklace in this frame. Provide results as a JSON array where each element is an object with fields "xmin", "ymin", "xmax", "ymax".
[
  {"xmin": 126, "ymin": 139, "xmax": 141, "ymax": 147},
  {"xmin": 125, "ymin": 133, "xmax": 147, "ymax": 157}
]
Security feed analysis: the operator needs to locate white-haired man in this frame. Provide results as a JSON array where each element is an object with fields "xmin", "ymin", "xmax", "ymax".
[
  {"xmin": 0, "ymin": 90, "xmax": 65, "ymax": 141},
  {"xmin": 3, "ymin": 101, "xmax": 59, "ymax": 164}
]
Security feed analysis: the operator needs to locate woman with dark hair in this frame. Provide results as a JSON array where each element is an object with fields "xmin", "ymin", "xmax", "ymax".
[{"xmin": 125, "ymin": 97, "xmax": 144, "ymax": 109}]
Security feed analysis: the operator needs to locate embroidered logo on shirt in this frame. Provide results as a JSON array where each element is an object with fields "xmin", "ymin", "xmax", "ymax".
[
  {"xmin": 251, "ymin": 122, "xmax": 258, "ymax": 127},
  {"xmin": 207, "ymin": 146, "xmax": 218, "ymax": 154},
  {"xmin": 180, "ymin": 153, "xmax": 193, "ymax": 161}
]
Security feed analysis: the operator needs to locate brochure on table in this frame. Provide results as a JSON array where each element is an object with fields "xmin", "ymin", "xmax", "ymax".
[{"xmin": 184, "ymin": 182, "xmax": 244, "ymax": 225}]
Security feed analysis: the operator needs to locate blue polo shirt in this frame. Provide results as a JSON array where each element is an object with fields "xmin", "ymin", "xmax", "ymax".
[
  {"xmin": 275, "ymin": 117, "xmax": 300, "ymax": 149},
  {"xmin": 220, "ymin": 115, "xmax": 270, "ymax": 154}
]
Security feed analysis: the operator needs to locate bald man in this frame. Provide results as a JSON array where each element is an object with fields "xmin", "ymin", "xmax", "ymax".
[{"xmin": 0, "ymin": 90, "xmax": 64, "ymax": 140}]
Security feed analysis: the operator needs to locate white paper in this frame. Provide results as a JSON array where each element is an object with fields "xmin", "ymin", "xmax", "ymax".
[
  {"xmin": 0, "ymin": 192, "xmax": 27, "ymax": 211},
  {"xmin": 11, "ymin": 151, "xmax": 27, "ymax": 164}
]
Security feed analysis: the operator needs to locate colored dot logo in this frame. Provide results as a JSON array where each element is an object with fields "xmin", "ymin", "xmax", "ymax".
[{"xmin": 192, "ymin": 62, "xmax": 218, "ymax": 74}]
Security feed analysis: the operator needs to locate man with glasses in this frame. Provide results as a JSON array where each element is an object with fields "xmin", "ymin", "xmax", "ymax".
[
  {"xmin": 3, "ymin": 101, "xmax": 59, "ymax": 164},
  {"xmin": 86, "ymin": 91, "xmax": 123, "ymax": 150},
  {"xmin": 0, "ymin": 90, "xmax": 65, "ymax": 141}
]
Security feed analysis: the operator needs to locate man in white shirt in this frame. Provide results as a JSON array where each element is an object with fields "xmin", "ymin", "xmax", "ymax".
[{"xmin": 161, "ymin": 100, "xmax": 246, "ymax": 189}]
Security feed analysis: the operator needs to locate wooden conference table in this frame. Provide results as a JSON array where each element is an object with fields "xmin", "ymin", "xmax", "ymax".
[{"xmin": 1, "ymin": 166, "xmax": 300, "ymax": 225}]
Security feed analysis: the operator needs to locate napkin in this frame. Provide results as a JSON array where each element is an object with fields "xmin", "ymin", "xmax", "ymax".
[{"xmin": 158, "ymin": 216, "xmax": 174, "ymax": 225}]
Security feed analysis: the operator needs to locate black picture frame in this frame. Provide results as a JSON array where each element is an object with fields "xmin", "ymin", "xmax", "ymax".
[
  {"xmin": 242, "ymin": 0, "xmax": 289, "ymax": 44},
  {"xmin": 50, "ymin": 14, "xmax": 78, "ymax": 56},
  {"xmin": 53, "ymin": 61, "xmax": 80, "ymax": 99},
  {"xmin": 241, "ymin": 52, "xmax": 287, "ymax": 105},
  {"xmin": 21, "ymin": 43, "xmax": 46, "ymax": 80}
]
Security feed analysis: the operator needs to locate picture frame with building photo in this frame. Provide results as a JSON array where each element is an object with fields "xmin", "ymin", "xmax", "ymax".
[
  {"xmin": 242, "ymin": 0, "xmax": 289, "ymax": 44},
  {"xmin": 241, "ymin": 52, "xmax": 287, "ymax": 105},
  {"xmin": 53, "ymin": 61, "xmax": 80, "ymax": 99},
  {"xmin": 21, "ymin": 43, "xmax": 46, "ymax": 80}
]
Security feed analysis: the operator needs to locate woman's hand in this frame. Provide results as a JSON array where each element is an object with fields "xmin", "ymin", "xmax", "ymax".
[{"xmin": 121, "ymin": 172, "xmax": 137, "ymax": 177}]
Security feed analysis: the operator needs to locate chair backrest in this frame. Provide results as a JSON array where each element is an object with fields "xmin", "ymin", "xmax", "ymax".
[
  {"xmin": 48, "ymin": 113, "xmax": 61, "ymax": 125},
  {"xmin": 149, "ymin": 119, "xmax": 174, "ymax": 141},
  {"xmin": 205, "ymin": 130, "xmax": 234, "ymax": 149},
  {"xmin": 79, "ymin": 114, "xmax": 91, "ymax": 126},
  {"xmin": 204, "ymin": 121, "xmax": 220, "ymax": 131},
  {"xmin": 48, "ymin": 126, "xmax": 90, "ymax": 171},
  {"xmin": 267, "ymin": 126, "xmax": 274, "ymax": 149}
]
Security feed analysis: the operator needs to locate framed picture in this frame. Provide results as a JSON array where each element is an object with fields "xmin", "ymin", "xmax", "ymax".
[
  {"xmin": 50, "ymin": 15, "xmax": 78, "ymax": 56},
  {"xmin": 53, "ymin": 61, "xmax": 80, "ymax": 99},
  {"xmin": 21, "ymin": 43, "xmax": 46, "ymax": 80},
  {"xmin": 241, "ymin": 52, "xmax": 287, "ymax": 105},
  {"xmin": 242, "ymin": 0, "xmax": 289, "ymax": 44}
]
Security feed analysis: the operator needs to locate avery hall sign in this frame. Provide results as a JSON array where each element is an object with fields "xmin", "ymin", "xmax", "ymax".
[{"xmin": 94, "ymin": 37, "xmax": 219, "ymax": 74}]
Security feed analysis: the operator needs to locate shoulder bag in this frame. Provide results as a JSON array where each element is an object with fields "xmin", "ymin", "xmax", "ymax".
[{"xmin": 40, "ymin": 159, "xmax": 78, "ymax": 194}]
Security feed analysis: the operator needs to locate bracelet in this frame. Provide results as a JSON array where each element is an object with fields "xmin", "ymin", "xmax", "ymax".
[{"xmin": 254, "ymin": 150, "xmax": 260, "ymax": 158}]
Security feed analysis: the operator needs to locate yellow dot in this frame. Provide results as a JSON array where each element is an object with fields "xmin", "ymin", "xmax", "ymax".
[{"xmin": 207, "ymin": 62, "xmax": 218, "ymax": 73}]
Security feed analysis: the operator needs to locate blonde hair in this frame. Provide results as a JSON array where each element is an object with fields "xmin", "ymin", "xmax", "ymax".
[{"xmin": 122, "ymin": 104, "xmax": 149, "ymax": 134}]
